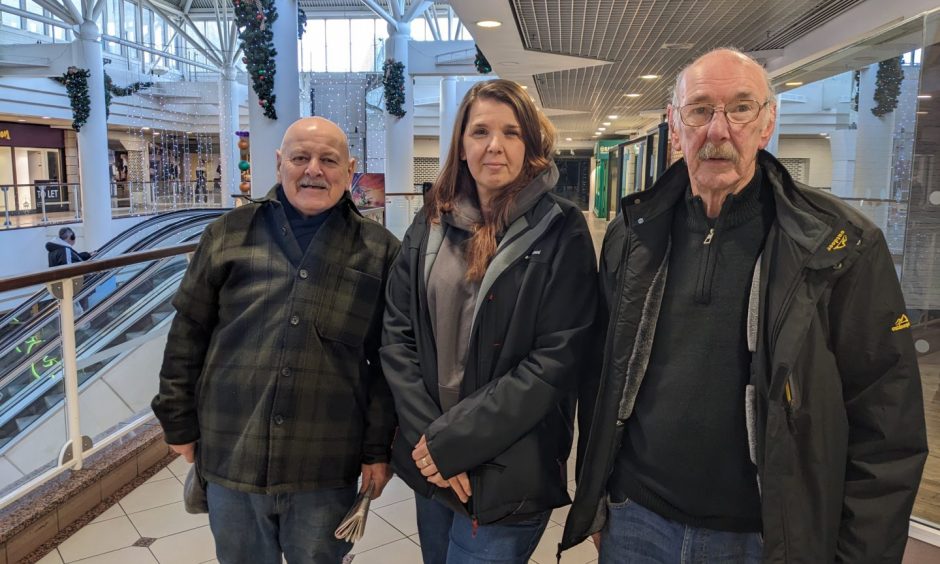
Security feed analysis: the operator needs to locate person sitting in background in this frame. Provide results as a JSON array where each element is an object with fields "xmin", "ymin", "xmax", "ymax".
[{"xmin": 46, "ymin": 227, "xmax": 92, "ymax": 267}]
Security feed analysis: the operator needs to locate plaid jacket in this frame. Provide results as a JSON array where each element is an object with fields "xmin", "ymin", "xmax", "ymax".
[{"xmin": 152, "ymin": 186, "xmax": 400, "ymax": 494}]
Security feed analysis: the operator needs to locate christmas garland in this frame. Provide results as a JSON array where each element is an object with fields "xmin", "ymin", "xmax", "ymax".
[
  {"xmin": 234, "ymin": 0, "xmax": 278, "ymax": 120},
  {"xmin": 298, "ymin": 8, "xmax": 306, "ymax": 39},
  {"xmin": 871, "ymin": 56, "xmax": 903, "ymax": 118},
  {"xmin": 103, "ymin": 73, "xmax": 152, "ymax": 118},
  {"xmin": 475, "ymin": 45, "xmax": 492, "ymax": 74},
  {"xmin": 382, "ymin": 59, "xmax": 406, "ymax": 118},
  {"xmin": 54, "ymin": 69, "xmax": 152, "ymax": 129},
  {"xmin": 57, "ymin": 67, "xmax": 91, "ymax": 132}
]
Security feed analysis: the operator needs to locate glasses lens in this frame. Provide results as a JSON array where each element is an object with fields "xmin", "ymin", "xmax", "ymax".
[
  {"xmin": 727, "ymin": 100, "xmax": 761, "ymax": 124},
  {"xmin": 681, "ymin": 104, "xmax": 713, "ymax": 126}
]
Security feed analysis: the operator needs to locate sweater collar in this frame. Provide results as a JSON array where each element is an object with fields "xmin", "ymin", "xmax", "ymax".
[{"xmin": 682, "ymin": 166, "xmax": 765, "ymax": 232}]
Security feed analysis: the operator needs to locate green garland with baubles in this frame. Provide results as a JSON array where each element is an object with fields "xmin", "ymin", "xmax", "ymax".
[
  {"xmin": 298, "ymin": 8, "xmax": 306, "ymax": 39},
  {"xmin": 382, "ymin": 59, "xmax": 406, "ymax": 118},
  {"xmin": 54, "ymin": 67, "xmax": 151, "ymax": 130},
  {"xmin": 475, "ymin": 45, "xmax": 492, "ymax": 74},
  {"xmin": 871, "ymin": 56, "xmax": 904, "ymax": 118},
  {"xmin": 234, "ymin": 0, "xmax": 278, "ymax": 120}
]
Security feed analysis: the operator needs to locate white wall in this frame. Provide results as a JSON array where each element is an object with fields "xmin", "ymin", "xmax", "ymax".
[
  {"xmin": 414, "ymin": 138, "xmax": 439, "ymax": 158},
  {"xmin": 777, "ymin": 137, "xmax": 833, "ymax": 188}
]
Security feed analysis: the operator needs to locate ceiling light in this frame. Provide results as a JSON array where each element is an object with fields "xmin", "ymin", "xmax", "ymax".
[
  {"xmin": 601, "ymin": 122, "xmax": 610, "ymax": 126},
  {"xmin": 142, "ymin": 127, "xmax": 150, "ymax": 130},
  {"xmin": 608, "ymin": 114, "xmax": 619, "ymax": 119},
  {"xmin": 819, "ymin": 132, "xmax": 827, "ymax": 136},
  {"xmin": 565, "ymin": 137, "xmax": 572, "ymax": 141},
  {"xmin": 639, "ymin": 75, "xmax": 659, "ymax": 80},
  {"xmin": 41, "ymin": 116, "xmax": 50, "ymax": 119},
  {"xmin": 476, "ymin": 20, "xmax": 502, "ymax": 28},
  {"xmin": 153, "ymin": 132, "xmax": 160, "ymax": 136},
  {"xmin": 624, "ymin": 93, "xmax": 641, "ymax": 98},
  {"xmin": 598, "ymin": 127, "xmax": 607, "ymax": 131},
  {"xmin": 785, "ymin": 82, "xmax": 804, "ymax": 86},
  {"xmin": 17, "ymin": 119, "xmax": 26, "ymax": 122},
  {"xmin": 917, "ymin": 95, "xmax": 931, "ymax": 99},
  {"xmin": 916, "ymin": 111, "xmax": 928, "ymax": 115}
]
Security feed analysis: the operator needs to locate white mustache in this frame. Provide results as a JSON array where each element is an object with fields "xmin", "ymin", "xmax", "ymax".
[
  {"xmin": 697, "ymin": 143, "xmax": 739, "ymax": 163},
  {"xmin": 298, "ymin": 179, "xmax": 329, "ymax": 189}
]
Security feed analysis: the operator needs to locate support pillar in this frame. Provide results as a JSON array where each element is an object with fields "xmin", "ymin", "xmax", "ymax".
[
  {"xmin": 385, "ymin": 23, "xmax": 414, "ymax": 192},
  {"xmin": 76, "ymin": 20, "xmax": 113, "ymax": 250},
  {"xmin": 248, "ymin": 0, "xmax": 301, "ymax": 197},
  {"xmin": 439, "ymin": 76, "xmax": 458, "ymax": 162},
  {"xmin": 218, "ymin": 64, "xmax": 240, "ymax": 207}
]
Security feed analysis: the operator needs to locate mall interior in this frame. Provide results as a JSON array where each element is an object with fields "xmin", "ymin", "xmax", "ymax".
[{"xmin": 0, "ymin": 0, "xmax": 938, "ymax": 562}]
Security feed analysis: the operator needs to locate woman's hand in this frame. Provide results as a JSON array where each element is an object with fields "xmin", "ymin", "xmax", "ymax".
[{"xmin": 412, "ymin": 435, "xmax": 473, "ymax": 502}]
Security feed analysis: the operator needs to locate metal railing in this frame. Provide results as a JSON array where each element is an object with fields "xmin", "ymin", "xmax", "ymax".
[
  {"xmin": 0, "ymin": 183, "xmax": 82, "ymax": 227},
  {"xmin": 0, "ymin": 243, "xmax": 196, "ymax": 510}
]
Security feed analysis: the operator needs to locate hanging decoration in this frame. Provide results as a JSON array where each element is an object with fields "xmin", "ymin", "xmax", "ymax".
[
  {"xmin": 56, "ymin": 67, "xmax": 91, "ymax": 132},
  {"xmin": 474, "ymin": 45, "xmax": 492, "ymax": 74},
  {"xmin": 298, "ymin": 8, "xmax": 306, "ymax": 39},
  {"xmin": 871, "ymin": 56, "xmax": 904, "ymax": 118},
  {"xmin": 382, "ymin": 59, "xmax": 406, "ymax": 118},
  {"xmin": 234, "ymin": 0, "xmax": 279, "ymax": 120},
  {"xmin": 103, "ymin": 73, "xmax": 153, "ymax": 118},
  {"xmin": 237, "ymin": 131, "xmax": 251, "ymax": 194}
]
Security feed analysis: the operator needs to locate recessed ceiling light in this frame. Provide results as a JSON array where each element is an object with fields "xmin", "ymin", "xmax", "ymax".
[
  {"xmin": 41, "ymin": 116, "xmax": 50, "ymax": 119},
  {"xmin": 565, "ymin": 137, "xmax": 572, "ymax": 141},
  {"xmin": 601, "ymin": 122, "xmax": 610, "ymax": 126},
  {"xmin": 476, "ymin": 20, "xmax": 502, "ymax": 28},
  {"xmin": 785, "ymin": 82, "xmax": 804, "ymax": 86},
  {"xmin": 916, "ymin": 111, "xmax": 928, "ymax": 115},
  {"xmin": 624, "ymin": 93, "xmax": 641, "ymax": 98},
  {"xmin": 153, "ymin": 132, "xmax": 160, "ymax": 135},
  {"xmin": 608, "ymin": 114, "xmax": 619, "ymax": 119},
  {"xmin": 819, "ymin": 132, "xmax": 827, "ymax": 136},
  {"xmin": 17, "ymin": 119, "xmax": 26, "ymax": 122},
  {"xmin": 639, "ymin": 75, "xmax": 660, "ymax": 80},
  {"xmin": 917, "ymin": 95, "xmax": 931, "ymax": 99},
  {"xmin": 598, "ymin": 127, "xmax": 607, "ymax": 131},
  {"xmin": 142, "ymin": 127, "xmax": 151, "ymax": 130}
]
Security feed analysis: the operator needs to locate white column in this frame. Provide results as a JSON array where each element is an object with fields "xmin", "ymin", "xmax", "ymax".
[
  {"xmin": 248, "ymin": 0, "xmax": 301, "ymax": 197},
  {"xmin": 385, "ymin": 22, "xmax": 414, "ymax": 192},
  {"xmin": 439, "ymin": 76, "xmax": 458, "ymax": 162},
  {"xmin": 76, "ymin": 20, "xmax": 113, "ymax": 249},
  {"xmin": 218, "ymin": 64, "xmax": 240, "ymax": 207}
]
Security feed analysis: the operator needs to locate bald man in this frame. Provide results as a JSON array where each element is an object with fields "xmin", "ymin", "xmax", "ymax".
[
  {"xmin": 561, "ymin": 49, "xmax": 926, "ymax": 562},
  {"xmin": 153, "ymin": 117, "xmax": 400, "ymax": 563}
]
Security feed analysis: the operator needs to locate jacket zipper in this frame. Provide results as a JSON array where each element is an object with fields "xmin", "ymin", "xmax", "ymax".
[{"xmin": 696, "ymin": 227, "xmax": 717, "ymax": 303}]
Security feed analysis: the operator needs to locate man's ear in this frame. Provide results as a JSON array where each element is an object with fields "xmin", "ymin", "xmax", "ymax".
[
  {"xmin": 758, "ymin": 104, "xmax": 778, "ymax": 150},
  {"xmin": 275, "ymin": 149, "xmax": 282, "ymax": 183},
  {"xmin": 666, "ymin": 105, "xmax": 681, "ymax": 148},
  {"xmin": 347, "ymin": 157, "xmax": 357, "ymax": 177}
]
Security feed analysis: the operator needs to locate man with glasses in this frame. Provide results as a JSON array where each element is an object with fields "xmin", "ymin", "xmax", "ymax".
[{"xmin": 561, "ymin": 48, "xmax": 926, "ymax": 563}]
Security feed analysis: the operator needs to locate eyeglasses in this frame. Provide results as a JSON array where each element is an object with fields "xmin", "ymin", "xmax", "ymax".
[{"xmin": 678, "ymin": 99, "xmax": 769, "ymax": 127}]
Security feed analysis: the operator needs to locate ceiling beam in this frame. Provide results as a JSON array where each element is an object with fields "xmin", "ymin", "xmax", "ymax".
[
  {"xmin": 31, "ymin": 0, "xmax": 79, "ymax": 26},
  {"xmin": 423, "ymin": 11, "xmax": 441, "ymax": 41},
  {"xmin": 360, "ymin": 0, "xmax": 397, "ymax": 30},
  {"xmin": 403, "ymin": 0, "xmax": 433, "ymax": 23},
  {"xmin": 388, "ymin": 0, "xmax": 402, "ymax": 21}
]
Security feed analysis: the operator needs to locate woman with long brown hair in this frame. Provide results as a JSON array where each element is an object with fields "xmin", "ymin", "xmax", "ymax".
[{"xmin": 380, "ymin": 79, "xmax": 598, "ymax": 562}]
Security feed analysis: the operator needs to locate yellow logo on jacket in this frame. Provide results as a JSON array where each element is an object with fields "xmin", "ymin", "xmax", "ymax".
[
  {"xmin": 827, "ymin": 230, "xmax": 847, "ymax": 251},
  {"xmin": 891, "ymin": 314, "xmax": 911, "ymax": 332}
]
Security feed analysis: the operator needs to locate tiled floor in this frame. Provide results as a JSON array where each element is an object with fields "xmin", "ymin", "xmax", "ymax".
[{"xmin": 37, "ymin": 453, "xmax": 598, "ymax": 564}]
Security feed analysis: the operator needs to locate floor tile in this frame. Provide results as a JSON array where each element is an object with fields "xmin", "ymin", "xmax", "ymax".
[
  {"xmin": 127, "ymin": 501, "xmax": 210, "ymax": 539},
  {"xmin": 90, "ymin": 503, "xmax": 126, "ymax": 524},
  {"xmin": 408, "ymin": 534, "xmax": 421, "ymax": 547},
  {"xmin": 145, "ymin": 468, "xmax": 176, "ymax": 484},
  {"xmin": 119, "ymin": 478, "xmax": 184, "ymax": 514},
  {"xmin": 37, "ymin": 550, "xmax": 64, "ymax": 564},
  {"xmin": 550, "ymin": 504, "xmax": 571, "ymax": 526},
  {"xmin": 373, "ymin": 498, "xmax": 418, "ymax": 537},
  {"xmin": 371, "ymin": 476, "xmax": 415, "ymax": 509},
  {"xmin": 350, "ymin": 513, "xmax": 407, "ymax": 554},
  {"xmin": 166, "ymin": 456, "xmax": 191, "ymax": 479},
  {"xmin": 149, "ymin": 525, "xmax": 216, "ymax": 564},
  {"xmin": 58, "ymin": 516, "xmax": 140, "ymax": 562},
  {"xmin": 350, "ymin": 538, "xmax": 422, "ymax": 563},
  {"xmin": 71, "ymin": 547, "xmax": 158, "ymax": 564},
  {"xmin": 531, "ymin": 524, "xmax": 598, "ymax": 564}
]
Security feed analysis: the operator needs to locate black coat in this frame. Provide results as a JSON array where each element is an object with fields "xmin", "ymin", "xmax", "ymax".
[
  {"xmin": 380, "ymin": 192, "xmax": 599, "ymax": 524},
  {"xmin": 46, "ymin": 240, "xmax": 90, "ymax": 267},
  {"xmin": 561, "ymin": 151, "xmax": 927, "ymax": 563}
]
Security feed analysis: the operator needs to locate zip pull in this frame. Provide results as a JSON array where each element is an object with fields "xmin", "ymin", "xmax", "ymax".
[
  {"xmin": 703, "ymin": 228, "xmax": 715, "ymax": 245},
  {"xmin": 471, "ymin": 516, "xmax": 479, "ymax": 538}
]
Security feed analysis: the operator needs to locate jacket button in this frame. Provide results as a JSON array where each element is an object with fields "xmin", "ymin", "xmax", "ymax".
[
  {"xmin": 281, "ymin": 226, "xmax": 288, "ymax": 235},
  {"xmin": 299, "ymin": 269, "xmax": 309, "ymax": 279},
  {"xmin": 637, "ymin": 217, "xmax": 645, "ymax": 224},
  {"xmin": 273, "ymin": 415, "xmax": 284, "ymax": 425},
  {"xmin": 289, "ymin": 315, "xmax": 300, "ymax": 326},
  {"xmin": 634, "ymin": 198, "xmax": 641, "ymax": 205},
  {"xmin": 281, "ymin": 367, "xmax": 291, "ymax": 377}
]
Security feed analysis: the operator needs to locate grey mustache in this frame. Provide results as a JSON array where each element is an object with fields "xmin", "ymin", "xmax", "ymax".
[{"xmin": 697, "ymin": 143, "xmax": 739, "ymax": 163}]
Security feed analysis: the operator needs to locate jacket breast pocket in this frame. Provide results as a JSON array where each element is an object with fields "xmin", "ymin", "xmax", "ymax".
[{"xmin": 315, "ymin": 264, "xmax": 382, "ymax": 347}]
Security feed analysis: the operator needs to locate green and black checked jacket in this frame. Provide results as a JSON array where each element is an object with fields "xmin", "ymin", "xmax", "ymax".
[{"xmin": 152, "ymin": 186, "xmax": 400, "ymax": 494}]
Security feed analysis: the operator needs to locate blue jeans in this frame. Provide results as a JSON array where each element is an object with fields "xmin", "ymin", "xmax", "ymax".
[
  {"xmin": 600, "ymin": 497, "xmax": 762, "ymax": 564},
  {"xmin": 206, "ymin": 481, "xmax": 356, "ymax": 564},
  {"xmin": 414, "ymin": 494, "xmax": 550, "ymax": 563}
]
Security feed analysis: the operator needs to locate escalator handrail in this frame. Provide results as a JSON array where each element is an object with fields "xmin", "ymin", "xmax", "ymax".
[
  {"xmin": 0, "ymin": 214, "xmax": 218, "ymax": 352},
  {"xmin": 0, "ymin": 210, "xmax": 223, "ymax": 331},
  {"xmin": 0, "ymin": 271, "xmax": 185, "ymax": 443}
]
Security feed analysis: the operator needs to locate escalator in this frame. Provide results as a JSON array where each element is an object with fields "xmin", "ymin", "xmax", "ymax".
[{"xmin": 0, "ymin": 210, "xmax": 224, "ymax": 451}]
